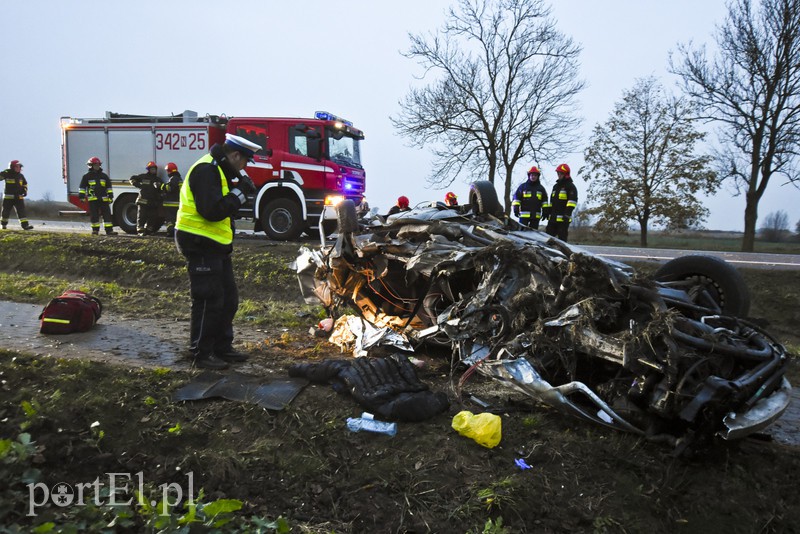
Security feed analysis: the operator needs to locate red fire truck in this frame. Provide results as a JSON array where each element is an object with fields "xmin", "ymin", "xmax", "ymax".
[{"xmin": 61, "ymin": 110, "xmax": 366, "ymax": 240}]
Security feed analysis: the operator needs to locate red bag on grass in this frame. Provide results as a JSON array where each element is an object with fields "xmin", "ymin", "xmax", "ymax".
[{"xmin": 39, "ymin": 290, "xmax": 102, "ymax": 334}]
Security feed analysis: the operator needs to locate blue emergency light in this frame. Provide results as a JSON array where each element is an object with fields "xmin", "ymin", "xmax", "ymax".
[{"xmin": 314, "ymin": 111, "xmax": 353, "ymax": 126}]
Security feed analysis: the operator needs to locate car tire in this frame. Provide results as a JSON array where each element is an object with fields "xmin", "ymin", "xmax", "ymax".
[
  {"xmin": 653, "ymin": 255, "xmax": 751, "ymax": 317},
  {"xmin": 469, "ymin": 181, "xmax": 502, "ymax": 217},
  {"xmin": 337, "ymin": 200, "xmax": 358, "ymax": 234},
  {"xmin": 260, "ymin": 198, "xmax": 303, "ymax": 241}
]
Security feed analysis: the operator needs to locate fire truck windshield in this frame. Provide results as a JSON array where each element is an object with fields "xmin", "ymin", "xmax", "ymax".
[{"xmin": 327, "ymin": 133, "xmax": 362, "ymax": 169}]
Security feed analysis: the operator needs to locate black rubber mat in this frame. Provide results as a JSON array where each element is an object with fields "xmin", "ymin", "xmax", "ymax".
[{"xmin": 173, "ymin": 371, "xmax": 308, "ymax": 411}]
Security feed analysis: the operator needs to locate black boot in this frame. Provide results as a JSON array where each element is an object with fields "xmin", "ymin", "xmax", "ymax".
[
  {"xmin": 193, "ymin": 354, "xmax": 229, "ymax": 370},
  {"xmin": 217, "ymin": 349, "xmax": 249, "ymax": 363}
]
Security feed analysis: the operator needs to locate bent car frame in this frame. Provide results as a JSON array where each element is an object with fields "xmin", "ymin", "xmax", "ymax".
[{"xmin": 296, "ymin": 182, "xmax": 792, "ymax": 453}]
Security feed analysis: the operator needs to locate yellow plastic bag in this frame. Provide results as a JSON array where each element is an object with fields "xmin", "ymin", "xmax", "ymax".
[{"xmin": 451, "ymin": 410, "xmax": 502, "ymax": 448}]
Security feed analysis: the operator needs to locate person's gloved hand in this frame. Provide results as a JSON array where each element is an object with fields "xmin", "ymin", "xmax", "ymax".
[
  {"xmin": 78, "ymin": 193, "xmax": 85, "ymax": 201},
  {"xmin": 513, "ymin": 206, "xmax": 520, "ymax": 217},
  {"xmin": 541, "ymin": 207, "xmax": 550, "ymax": 221},
  {"xmin": 107, "ymin": 192, "xmax": 114, "ymax": 201},
  {"xmin": 235, "ymin": 174, "xmax": 256, "ymax": 196},
  {"xmin": 231, "ymin": 174, "xmax": 256, "ymax": 203}
]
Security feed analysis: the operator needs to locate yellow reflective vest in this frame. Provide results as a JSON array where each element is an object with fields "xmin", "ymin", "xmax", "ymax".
[{"xmin": 175, "ymin": 155, "xmax": 233, "ymax": 245}]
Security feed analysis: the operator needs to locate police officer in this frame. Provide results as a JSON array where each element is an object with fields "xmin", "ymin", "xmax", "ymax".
[
  {"xmin": 512, "ymin": 166, "xmax": 548, "ymax": 229},
  {"xmin": 161, "ymin": 162, "xmax": 182, "ymax": 238},
  {"xmin": 0, "ymin": 160, "xmax": 33, "ymax": 230},
  {"xmin": 130, "ymin": 161, "xmax": 163, "ymax": 235},
  {"xmin": 545, "ymin": 163, "xmax": 579, "ymax": 241},
  {"xmin": 78, "ymin": 157, "xmax": 117, "ymax": 235},
  {"xmin": 175, "ymin": 133, "xmax": 261, "ymax": 370}
]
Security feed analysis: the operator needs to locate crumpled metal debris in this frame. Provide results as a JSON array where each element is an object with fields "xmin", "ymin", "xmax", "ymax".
[{"xmin": 295, "ymin": 192, "xmax": 792, "ymax": 452}]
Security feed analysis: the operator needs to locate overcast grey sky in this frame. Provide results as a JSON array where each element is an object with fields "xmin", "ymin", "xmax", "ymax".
[{"xmin": 2, "ymin": 0, "xmax": 797, "ymax": 231}]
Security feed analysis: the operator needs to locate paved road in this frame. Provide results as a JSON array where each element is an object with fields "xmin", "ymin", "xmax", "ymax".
[
  {"xmin": 578, "ymin": 245, "xmax": 800, "ymax": 271},
  {"xmin": 10, "ymin": 218, "xmax": 800, "ymax": 270}
]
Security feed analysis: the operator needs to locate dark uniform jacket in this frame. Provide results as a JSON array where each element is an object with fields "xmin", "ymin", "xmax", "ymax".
[
  {"xmin": 1, "ymin": 170, "xmax": 28, "ymax": 199},
  {"xmin": 512, "ymin": 179, "xmax": 548, "ymax": 220},
  {"xmin": 130, "ymin": 171, "xmax": 163, "ymax": 205},
  {"xmin": 175, "ymin": 144, "xmax": 245, "ymax": 255},
  {"xmin": 548, "ymin": 177, "xmax": 579, "ymax": 221},
  {"xmin": 78, "ymin": 169, "xmax": 113, "ymax": 202},
  {"xmin": 162, "ymin": 172, "xmax": 183, "ymax": 206}
]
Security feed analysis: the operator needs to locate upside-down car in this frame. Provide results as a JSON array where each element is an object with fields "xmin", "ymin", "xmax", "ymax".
[{"xmin": 295, "ymin": 182, "xmax": 792, "ymax": 453}]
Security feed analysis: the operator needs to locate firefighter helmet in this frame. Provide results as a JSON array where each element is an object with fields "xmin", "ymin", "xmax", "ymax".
[
  {"xmin": 527, "ymin": 166, "xmax": 541, "ymax": 177},
  {"xmin": 87, "ymin": 157, "xmax": 102, "ymax": 166},
  {"xmin": 556, "ymin": 163, "xmax": 571, "ymax": 175},
  {"xmin": 9, "ymin": 160, "xmax": 22, "ymax": 169},
  {"xmin": 146, "ymin": 161, "xmax": 158, "ymax": 170},
  {"xmin": 444, "ymin": 192, "xmax": 458, "ymax": 205},
  {"xmin": 397, "ymin": 195, "xmax": 410, "ymax": 209},
  {"xmin": 165, "ymin": 162, "xmax": 178, "ymax": 174}
]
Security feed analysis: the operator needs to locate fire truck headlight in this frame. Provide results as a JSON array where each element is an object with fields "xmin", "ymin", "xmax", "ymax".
[{"xmin": 324, "ymin": 195, "xmax": 345, "ymax": 206}]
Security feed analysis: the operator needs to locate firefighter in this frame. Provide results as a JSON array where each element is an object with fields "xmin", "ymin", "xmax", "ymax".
[
  {"xmin": 161, "ymin": 162, "xmax": 182, "ymax": 238},
  {"xmin": 175, "ymin": 133, "xmax": 261, "ymax": 370},
  {"xmin": 78, "ymin": 157, "xmax": 117, "ymax": 235},
  {"xmin": 544, "ymin": 163, "xmax": 579, "ymax": 242},
  {"xmin": 130, "ymin": 161, "xmax": 164, "ymax": 235},
  {"xmin": 444, "ymin": 191, "xmax": 459, "ymax": 207},
  {"xmin": 1, "ymin": 160, "xmax": 33, "ymax": 230},
  {"xmin": 387, "ymin": 195, "xmax": 411, "ymax": 216},
  {"xmin": 512, "ymin": 166, "xmax": 549, "ymax": 230}
]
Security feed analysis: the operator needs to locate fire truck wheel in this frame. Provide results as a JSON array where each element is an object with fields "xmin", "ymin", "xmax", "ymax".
[
  {"xmin": 261, "ymin": 198, "xmax": 303, "ymax": 241},
  {"xmin": 113, "ymin": 195, "xmax": 139, "ymax": 234}
]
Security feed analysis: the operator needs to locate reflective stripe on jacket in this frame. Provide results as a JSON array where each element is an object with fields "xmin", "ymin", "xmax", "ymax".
[{"xmin": 175, "ymin": 155, "xmax": 233, "ymax": 245}]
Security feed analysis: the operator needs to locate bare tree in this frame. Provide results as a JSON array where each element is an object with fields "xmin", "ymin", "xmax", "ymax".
[
  {"xmin": 581, "ymin": 77, "xmax": 718, "ymax": 247},
  {"xmin": 392, "ymin": 0, "xmax": 585, "ymax": 212},
  {"xmin": 759, "ymin": 209, "xmax": 790, "ymax": 241},
  {"xmin": 671, "ymin": 0, "xmax": 800, "ymax": 252}
]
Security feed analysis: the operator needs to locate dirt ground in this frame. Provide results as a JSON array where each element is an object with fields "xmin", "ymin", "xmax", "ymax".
[{"xmin": 1, "ymin": 231, "xmax": 799, "ymax": 533}]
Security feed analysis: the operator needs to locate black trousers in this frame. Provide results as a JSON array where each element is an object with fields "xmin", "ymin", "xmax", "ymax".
[
  {"xmin": 136, "ymin": 203, "xmax": 161, "ymax": 234},
  {"xmin": 1, "ymin": 198, "xmax": 28, "ymax": 225},
  {"xmin": 519, "ymin": 216, "xmax": 541, "ymax": 230},
  {"xmin": 546, "ymin": 219, "xmax": 570, "ymax": 241},
  {"xmin": 184, "ymin": 252, "xmax": 238, "ymax": 357},
  {"xmin": 163, "ymin": 206, "xmax": 178, "ymax": 234},
  {"xmin": 88, "ymin": 201, "xmax": 113, "ymax": 232}
]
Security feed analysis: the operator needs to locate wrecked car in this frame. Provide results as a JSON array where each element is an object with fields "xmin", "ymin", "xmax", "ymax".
[{"xmin": 295, "ymin": 181, "xmax": 792, "ymax": 452}]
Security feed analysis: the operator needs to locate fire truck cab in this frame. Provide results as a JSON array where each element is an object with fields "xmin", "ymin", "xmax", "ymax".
[{"xmin": 61, "ymin": 110, "xmax": 366, "ymax": 240}]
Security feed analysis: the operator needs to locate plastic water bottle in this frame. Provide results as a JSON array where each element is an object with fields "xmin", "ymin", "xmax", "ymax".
[{"xmin": 346, "ymin": 412, "xmax": 397, "ymax": 437}]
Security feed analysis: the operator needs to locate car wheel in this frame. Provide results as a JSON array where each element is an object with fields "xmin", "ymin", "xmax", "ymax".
[
  {"xmin": 469, "ymin": 181, "xmax": 502, "ymax": 217},
  {"xmin": 336, "ymin": 200, "xmax": 358, "ymax": 234},
  {"xmin": 260, "ymin": 198, "xmax": 303, "ymax": 241},
  {"xmin": 653, "ymin": 255, "xmax": 751, "ymax": 316}
]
